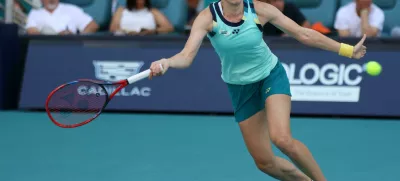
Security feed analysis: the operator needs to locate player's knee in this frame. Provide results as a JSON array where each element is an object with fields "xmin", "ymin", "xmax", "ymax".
[
  {"xmin": 254, "ymin": 157, "xmax": 276, "ymax": 174},
  {"xmin": 271, "ymin": 134, "xmax": 296, "ymax": 155}
]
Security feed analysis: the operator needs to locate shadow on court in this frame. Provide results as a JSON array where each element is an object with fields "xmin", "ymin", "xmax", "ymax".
[{"xmin": 0, "ymin": 111, "xmax": 399, "ymax": 181}]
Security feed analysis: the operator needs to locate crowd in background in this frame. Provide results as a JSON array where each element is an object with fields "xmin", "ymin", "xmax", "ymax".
[{"xmin": 7, "ymin": 0, "xmax": 399, "ymax": 37}]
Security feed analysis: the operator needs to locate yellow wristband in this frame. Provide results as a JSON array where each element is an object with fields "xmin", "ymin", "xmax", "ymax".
[{"xmin": 339, "ymin": 43, "xmax": 354, "ymax": 58}]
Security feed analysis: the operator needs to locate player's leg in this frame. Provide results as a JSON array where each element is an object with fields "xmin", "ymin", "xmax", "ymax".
[
  {"xmin": 239, "ymin": 110, "xmax": 310, "ymax": 181},
  {"xmin": 265, "ymin": 94, "xmax": 326, "ymax": 181},
  {"xmin": 227, "ymin": 76, "xmax": 309, "ymax": 181}
]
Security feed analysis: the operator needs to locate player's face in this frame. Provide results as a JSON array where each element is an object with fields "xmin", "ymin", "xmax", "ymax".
[
  {"xmin": 41, "ymin": 0, "xmax": 59, "ymax": 10},
  {"xmin": 266, "ymin": 0, "xmax": 284, "ymax": 11},
  {"xmin": 222, "ymin": 0, "xmax": 243, "ymax": 6}
]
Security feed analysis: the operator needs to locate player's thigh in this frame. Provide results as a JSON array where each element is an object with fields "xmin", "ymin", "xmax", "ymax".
[
  {"xmin": 239, "ymin": 109, "xmax": 275, "ymax": 161},
  {"xmin": 261, "ymin": 61, "xmax": 292, "ymax": 139},
  {"xmin": 265, "ymin": 94, "xmax": 292, "ymax": 140}
]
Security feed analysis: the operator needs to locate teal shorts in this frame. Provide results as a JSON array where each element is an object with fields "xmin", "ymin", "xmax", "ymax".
[{"xmin": 226, "ymin": 62, "xmax": 292, "ymax": 122}]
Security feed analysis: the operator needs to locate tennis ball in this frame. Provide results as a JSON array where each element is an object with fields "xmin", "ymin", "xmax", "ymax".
[{"xmin": 364, "ymin": 61, "xmax": 382, "ymax": 76}]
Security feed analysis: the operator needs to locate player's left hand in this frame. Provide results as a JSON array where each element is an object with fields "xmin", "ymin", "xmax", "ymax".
[{"xmin": 352, "ymin": 34, "xmax": 367, "ymax": 59}]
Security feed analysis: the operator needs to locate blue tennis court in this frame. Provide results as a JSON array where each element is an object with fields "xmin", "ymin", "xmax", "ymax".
[{"xmin": 1, "ymin": 111, "xmax": 399, "ymax": 181}]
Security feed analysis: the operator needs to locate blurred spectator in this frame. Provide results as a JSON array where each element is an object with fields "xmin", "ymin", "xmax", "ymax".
[
  {"xmin": 109, "ymin": 0, "xmax": 174, "ymax": 35},
  {"xmin": 334, "ymin": 0, "xmax": 384, "ymax": 37},
  {"xmin": 259, "ymin": 0, "xmax": 311, "ymax": 36},
  {"xmin": 25, "ymin": 0, "xmax": 99, "ymax": 35}
]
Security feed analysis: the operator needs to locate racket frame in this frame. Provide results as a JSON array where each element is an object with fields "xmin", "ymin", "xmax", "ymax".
[
  {"xmin": 46, "ymin": 67, "xmax": 156, "ymax": 128},
  {"xmin": 45, "ymin": 79, "xmax": 128, "ymax": 128}
]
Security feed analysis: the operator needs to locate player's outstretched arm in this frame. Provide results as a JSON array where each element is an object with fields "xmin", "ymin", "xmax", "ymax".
[
  {"xmin": 254, "ymin": 2, "xmax": 366, "ymax": 60},
  {"xmin": 149, "ymin": 9, "xmax": 213, "ymax": 78}
]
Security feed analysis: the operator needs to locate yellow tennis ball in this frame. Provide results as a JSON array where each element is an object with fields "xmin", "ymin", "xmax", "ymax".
[{"xmin": 364, "ymin": 61, "xmax": 382, "ymax": 76}]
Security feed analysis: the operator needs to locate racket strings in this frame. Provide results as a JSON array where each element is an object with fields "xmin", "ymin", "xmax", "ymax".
[{"xmin": 47, "ymin": 82, "xmax": 107, "ymax": 126}]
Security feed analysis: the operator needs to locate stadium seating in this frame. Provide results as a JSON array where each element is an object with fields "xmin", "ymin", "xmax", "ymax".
[
  {"xmin": 19, "ymin": 0, "xmax": 35, "ymax": 12},
  {"xmin": 60, "ymin": 0, "xmax": 112, "ymax": 29},
  {"xmin": 117, "ymin": 0, "xmax": 188, "ymax": 32},
  {"xmin": 382, "ymin": 1, "xmax": 400, "ymax": 35},
  {"xmin": 3, "ymin": 0, "xmax": 398, "ymax": 36},
  {"xmin": 340, "ymin": 0, "xmax": 400, "ymax": 34},
  {"xmin": 0, "ymin": 11, "xmax": 3, "ymax": 22},
  {"xmin": 287, "ymin": 0, "xmax": 337, "ymax": 28},
  {"xmin": 151, "ymin": 0, "xmax": 169, "ymax": 7},
  {"xmin": 0, "ymin": 0, "xmax": 4, "ymax": 21},
  {"xmin": 204, "ymin": 0, "xmax": 218, "ymax": 7},
  {"xmin": 160, "ymin": 0, "xmax": 188, "ymax": 31}
]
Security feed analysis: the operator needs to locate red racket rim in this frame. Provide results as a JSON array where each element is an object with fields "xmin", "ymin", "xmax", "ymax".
[{"xmin": 45, "ymin": 80, "xmax": 110, "ymax": 128}]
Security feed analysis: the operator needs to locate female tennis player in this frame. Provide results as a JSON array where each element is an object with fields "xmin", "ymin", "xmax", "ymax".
[{"xmin": 150, "ymin": 0, "xmax": 366, "ymax": 180}]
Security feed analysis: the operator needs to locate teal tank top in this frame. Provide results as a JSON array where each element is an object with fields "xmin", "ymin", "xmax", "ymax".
[{"xmin": 207, "ymin": 0, "xmax": 278, "ymax": 85}]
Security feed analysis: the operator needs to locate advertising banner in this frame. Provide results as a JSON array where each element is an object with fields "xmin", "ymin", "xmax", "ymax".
[{"xmin": 19, "ymin": 40, "xmax": 398, "ymax": 117}]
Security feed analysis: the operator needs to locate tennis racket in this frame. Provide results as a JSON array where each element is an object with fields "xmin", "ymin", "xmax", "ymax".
[{"xmin": 45, "ymin": 65, "xmax": 161, "ymax": 128}]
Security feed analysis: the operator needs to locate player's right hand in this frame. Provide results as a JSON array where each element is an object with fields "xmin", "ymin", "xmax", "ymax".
[
  {"xmin": 149, "ymin": 58, "xmax": 169, "ymax": 80},
  {"xmin": 352, "ymin": 34, "xmax": 367, "ymax": 60}
]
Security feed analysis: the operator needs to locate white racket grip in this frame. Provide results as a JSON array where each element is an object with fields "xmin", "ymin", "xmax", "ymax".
[
  {"xmin": 127, "ymin": 69, "xmax": 151, "ymax": 84},
  {"xmin": 126, "ymin": 64, "xmax": 164, "ymax": 84}
]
